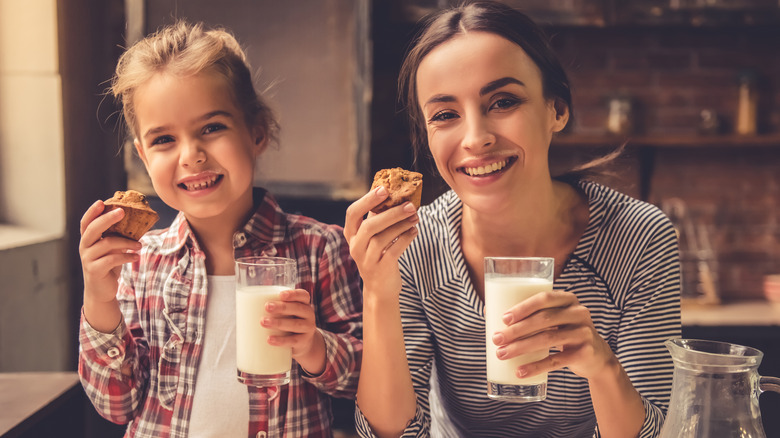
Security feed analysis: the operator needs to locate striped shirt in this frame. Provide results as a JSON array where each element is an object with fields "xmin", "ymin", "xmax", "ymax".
[
  {"xmin": 355, "ymin": 181, "xmax": 681, "ymax": 437},
  {"xmin": 79, "ymin": 188, "xmax": 363, "ymax": 438}
]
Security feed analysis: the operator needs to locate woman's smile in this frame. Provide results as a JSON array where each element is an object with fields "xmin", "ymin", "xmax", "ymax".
[{"xmin": 460, "ymin": 156, "xmax": 517, "ymax": 177}]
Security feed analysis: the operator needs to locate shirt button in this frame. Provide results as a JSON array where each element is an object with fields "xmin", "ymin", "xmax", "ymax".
[
  {"xmin": 256, "ymin": 432, "xmax": 267, "ymax": 438},
  {"xmin": 233, "ymin": 232, "xmax": 247, "ymax": 248},
  {"xmin": 107, "ymin": 347, "xmax": 121, "ymax": 358}
]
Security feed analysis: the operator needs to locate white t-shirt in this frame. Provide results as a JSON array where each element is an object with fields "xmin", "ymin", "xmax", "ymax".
[{"xmin": 189, "ymin": 275, "xmax": 249, "ymax": 437}]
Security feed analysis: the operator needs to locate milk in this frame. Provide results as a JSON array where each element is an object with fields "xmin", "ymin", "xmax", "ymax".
[
  {"xmin": 235, "ymin": 285, "xmax": 292, "ymax": 375},
  {"xmin": 485, "ymin": 277, "xmax": 552, "ymax": 385}
]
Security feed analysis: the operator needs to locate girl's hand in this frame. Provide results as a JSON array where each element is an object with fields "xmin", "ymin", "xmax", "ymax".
[
  {"xmin": 342, "ymin": 186, "xmax": 419, "ymax": 298},
  {"xmin": 263, "ymin": 289, "xmax": 325, "ymax": 374},
  {"xmin": 491, "ymin": 291, "xmax": 616, "ymax": 381},
  {"xmin": 79, "ymin": 200, "xmax": 142, "ymax": 304}
]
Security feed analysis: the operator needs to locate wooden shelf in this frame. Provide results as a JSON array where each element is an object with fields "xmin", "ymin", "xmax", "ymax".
[{"xmin": 552, "ymin": 133, "xmax": 780, "ymax": 148}]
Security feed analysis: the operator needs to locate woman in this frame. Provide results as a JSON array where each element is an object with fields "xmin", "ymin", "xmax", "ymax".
[{"xmin": 344, "ymin": 2, "xmax": 680, "ymax": 437}]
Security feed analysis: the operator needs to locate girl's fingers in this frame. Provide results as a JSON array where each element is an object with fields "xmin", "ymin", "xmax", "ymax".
[
  {"xmin": 80, "ymin": 206, "xmax": 126, "ymax": 249},
  {"xmin": 263, "ymin": 315, "xmax": 313, "ymax": 334},
  {"xmin": 80, "ymin": 200, "xmax": 106, "ymax": 235},
  {"xmin": 278, "ymin": 289, "xmax": 311, "ymax": 304}
]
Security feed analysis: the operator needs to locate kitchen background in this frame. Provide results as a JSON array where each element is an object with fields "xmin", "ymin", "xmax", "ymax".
[{"xmin": 1, "ymin": 0, "xmax": 779, "ymax": 436}]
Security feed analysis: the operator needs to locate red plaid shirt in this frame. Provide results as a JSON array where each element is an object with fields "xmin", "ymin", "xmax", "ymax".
[{"xmin": 79, "ymin": 189, "xmax": 362, "ymax": 437}]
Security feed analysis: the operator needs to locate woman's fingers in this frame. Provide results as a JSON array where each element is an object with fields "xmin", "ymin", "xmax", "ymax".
[
  {"xmin": 502, "ymin": 291, "xmax": 580, "ymax": 326},
  {"xmin": 344, "ymin": 186, "xmax": 388, "ymax": 243},
  {"xmin": 348, "ymin": 202, "xmax": 418, "ymax": 263}
]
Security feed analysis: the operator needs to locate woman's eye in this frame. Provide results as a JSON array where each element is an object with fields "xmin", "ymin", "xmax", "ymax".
[
  {"xmin": 151, "ymin": 135, "xmax": 174, "ymax": 146},
  {"xmin": 203, "ymin": 123, "xmax": 226, "ymax": 134},
  {"xmin": 429, "ymin": 111, "xmax": 458, "ymax": 123},
  {"xmin": 491, "ymin": 97, "xmax": 522, "ymax": 111}
]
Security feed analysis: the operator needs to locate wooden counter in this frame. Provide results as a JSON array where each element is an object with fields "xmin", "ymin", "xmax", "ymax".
[
  {"xmin": 0, "ymin": 372, "xmax": 81, "ymax": 438},
  {"xmin": 682, "ymin": 300, "xmax": 780, "ymax": 327}
]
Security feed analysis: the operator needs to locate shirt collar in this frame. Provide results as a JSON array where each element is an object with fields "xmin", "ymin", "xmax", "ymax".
[{"xmin": 156, "ymin": 187, "xmax": 287, "ymax": 256}]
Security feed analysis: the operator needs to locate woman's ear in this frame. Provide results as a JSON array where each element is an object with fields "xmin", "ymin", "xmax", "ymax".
[{"xmin": 551, "ymin": 98, "xmax": 570, "ymax": 133}]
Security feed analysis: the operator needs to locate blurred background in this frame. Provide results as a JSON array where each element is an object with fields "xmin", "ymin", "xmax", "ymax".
[{"xmin": 1, "ymin": 0, "xmax": 779, "ymax": 436}]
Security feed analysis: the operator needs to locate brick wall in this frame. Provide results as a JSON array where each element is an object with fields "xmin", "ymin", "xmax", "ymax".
[{"xmin": 549, "ymin": 25, "xmax": 780, "ymax": 300}]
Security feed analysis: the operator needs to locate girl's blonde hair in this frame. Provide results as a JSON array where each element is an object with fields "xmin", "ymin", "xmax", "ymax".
[{"xmin": 111, "ymin": 21, "xmax": 279, "ymax": 144}]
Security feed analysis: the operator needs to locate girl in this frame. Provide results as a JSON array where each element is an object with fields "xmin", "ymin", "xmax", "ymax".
[
  {"xmin": 78, "ymin": 22, "xmax": 362, "ymax": 438},
  {"xmin": 344, "ymin": 2, "xmax": 680, "ymax": 437}
]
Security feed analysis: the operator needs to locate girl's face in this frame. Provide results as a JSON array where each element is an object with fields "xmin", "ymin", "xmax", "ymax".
[
  {"xmin": 415, "ymin": 31, "xmax": 568, "ymax": 213},
  {"xmin": 133, "ymin": 70, "xmax": 265, "ymax": 227}
]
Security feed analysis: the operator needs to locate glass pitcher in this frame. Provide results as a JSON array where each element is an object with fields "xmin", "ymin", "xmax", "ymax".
[{"xmin": 660, "ymin": 338, "xmax": 780, "ymax": 438}]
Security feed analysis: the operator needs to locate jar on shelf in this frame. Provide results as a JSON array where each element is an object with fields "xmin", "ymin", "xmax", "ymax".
[{"xmin": 736, "ymin": 69, "xmax": 758, "ymax": 135}]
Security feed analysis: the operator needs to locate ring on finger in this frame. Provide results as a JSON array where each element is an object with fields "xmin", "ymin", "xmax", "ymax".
[{"xmin": 381, "ymin": 235, "xmax": 401, "ymax": 255}]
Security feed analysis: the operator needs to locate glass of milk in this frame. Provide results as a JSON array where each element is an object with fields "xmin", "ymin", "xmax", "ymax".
[
  {"xmin": 484, "ymin": 256, "xmax": 554, "ymax": 402},
  {"xmin": 235, "ymin": 256, "xmax": 297, "ymax": 387}
]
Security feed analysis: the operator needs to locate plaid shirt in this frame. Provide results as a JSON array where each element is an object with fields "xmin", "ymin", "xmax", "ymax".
[{"xmin": 79, "ymin": 189, "xmax": 363, "ymax": 438}]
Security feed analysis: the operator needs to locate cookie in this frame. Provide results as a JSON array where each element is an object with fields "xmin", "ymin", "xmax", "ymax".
[{"xmin": 370, "ymin": 168, "xmax": 423, "ymax": 214}]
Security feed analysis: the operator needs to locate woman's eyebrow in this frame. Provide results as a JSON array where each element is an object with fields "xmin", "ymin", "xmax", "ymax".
[
  {"xmin": 480, "ymin": 77, "xmax": 524, "ymax": 96},
  {"xmin": 422, "ymin": 94, "xmax": 455, "ymax": 109}
]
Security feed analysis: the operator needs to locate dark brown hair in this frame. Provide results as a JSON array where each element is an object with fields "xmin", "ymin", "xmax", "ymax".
[{"xmin": 398, "ymin": 1, "xmax": 573, "ymax": 161}]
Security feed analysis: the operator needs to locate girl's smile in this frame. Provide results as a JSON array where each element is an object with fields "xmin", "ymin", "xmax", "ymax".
[{"xmin": 177, "ymin": 171, "xmax": 224, "ymax": 193}]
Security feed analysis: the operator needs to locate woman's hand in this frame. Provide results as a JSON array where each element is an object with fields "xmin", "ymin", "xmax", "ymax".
[
  {"xmin": 263, "ymin": 288, "xmax": 327, "ymax": 375},
  {"xmin": 491, "ymin": 291, "xmax": 616, "ymax": 381},
  {"xmin": 79, "ymin": 200, "xmax": 141, "ymax": 332},
  {"xmin": 343, "ymin": 186, "xmax": 419, "ymax": 298}
]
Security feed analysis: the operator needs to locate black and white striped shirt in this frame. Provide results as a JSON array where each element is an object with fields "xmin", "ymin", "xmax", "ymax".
[{"xmin": 355, "ymin": 181, "xmax": 681, "ymax": 437}]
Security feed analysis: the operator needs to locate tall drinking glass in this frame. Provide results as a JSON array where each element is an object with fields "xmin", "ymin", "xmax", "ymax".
[
  {"xmin": 235, "ymin": 256, "xmax": 297, "ymax": 387},
  {"xmin": 485, "ymin": 256, "xmax": 554, "ymax": 402}
]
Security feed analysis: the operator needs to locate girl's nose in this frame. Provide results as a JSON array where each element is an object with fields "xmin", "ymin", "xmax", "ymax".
[
  {"xmin": 461, "ymin": 114, "xmax": 495, "ymax": 150},
  {"xmin": 180, "ymin": 139, "xmax": 206, "ymax": 167}
]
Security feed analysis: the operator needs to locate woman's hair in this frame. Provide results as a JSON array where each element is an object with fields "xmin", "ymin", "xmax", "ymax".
[
  {"xmin": 398, "ymin": 1, "xmax": 572, "ymax": 162},
  {"xmin": 111, "ymin": 21, "xmax": 279, "ymax": 144}
]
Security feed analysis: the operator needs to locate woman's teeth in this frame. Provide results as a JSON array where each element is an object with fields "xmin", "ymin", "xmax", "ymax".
[{"xmin": 463, "ymin": 159, "xmax": 508, "ymax": 176}]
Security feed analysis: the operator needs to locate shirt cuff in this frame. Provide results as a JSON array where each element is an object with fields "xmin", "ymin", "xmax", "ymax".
[{"xmin": 79, "ymin": 308, "xmax": 128, "ymax": 370}]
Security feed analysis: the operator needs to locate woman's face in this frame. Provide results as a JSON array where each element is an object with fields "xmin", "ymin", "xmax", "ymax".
[
  {"xmin": 415, "ymin": 31, "xmax": 568, "ymax": 213},
  {"xmin": 133, "ymin": 70, "xmax": 265, "ymax": 226}
]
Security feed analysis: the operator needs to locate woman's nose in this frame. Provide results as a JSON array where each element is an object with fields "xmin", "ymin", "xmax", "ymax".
[
  {"xmin": 179, "ymin": 138, "xmax": 206, "ymax": 167},
  {"xmin": 461, "ymin": 114, "xmax": 495, "ymax": 150}
]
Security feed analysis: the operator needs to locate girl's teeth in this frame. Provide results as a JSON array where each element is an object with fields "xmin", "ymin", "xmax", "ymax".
[{"xmin": 184, "ymin": 175, "xmax": 218, "ymax": 190}]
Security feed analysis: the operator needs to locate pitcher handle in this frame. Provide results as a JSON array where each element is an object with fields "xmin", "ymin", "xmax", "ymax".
[{"xmin": 760, "ymin": 376, "xmax": 780, "ymax": 394}]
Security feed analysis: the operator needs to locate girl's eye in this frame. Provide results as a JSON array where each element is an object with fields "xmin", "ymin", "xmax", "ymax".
[
  {"xmin": 429, "ymin": 111, "xmax": 459, "ymax": 123},
  {"xmin": 151, "ymin": 135, "xmax": 174, "ymax": 146},
  {"xmin": 203, "ymin": 123, "xmax": 226, "ymax": 134}
]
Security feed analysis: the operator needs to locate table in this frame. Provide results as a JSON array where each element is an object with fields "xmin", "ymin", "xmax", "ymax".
[
  {"xmin": 682, "ymin": 299, "xmax": 780, "ymax": 326},
  {"xmin": 0, "ymin": 372, "xmax": 81, "ymax": 438}
]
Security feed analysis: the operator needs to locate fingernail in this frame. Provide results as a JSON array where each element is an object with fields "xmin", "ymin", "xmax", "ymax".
[
  {"xmin": 376, "ymin": 186, "xmax": 387, "ymax": 197},
  {"xmin": 261, "ymin": 318, "xmax": 271, "ymax": 326},
  {"xmin": 517, "ymin": 367, "xmax": 528, "ymax": 378},
  {"xmin": 492, "ymin": 333, "xmax": 505, "ymax": 345},
  {"xmin": 496, "ymin": 347, "xmax": 507, "ymax": 359},
  {"xmin": 266, "ymin": 303, "xmax": 276, "ymax": 311},
  {"xmin": 502, "ymin": 313, "xmax": 513, "ymax": 325},
  {"xmin": 404, "ymin": 202, "xmax": 416, "ymax": 213},
  {"xmin": 408, "ymin": 214, "xmax": 419, "ymax": 224}
]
